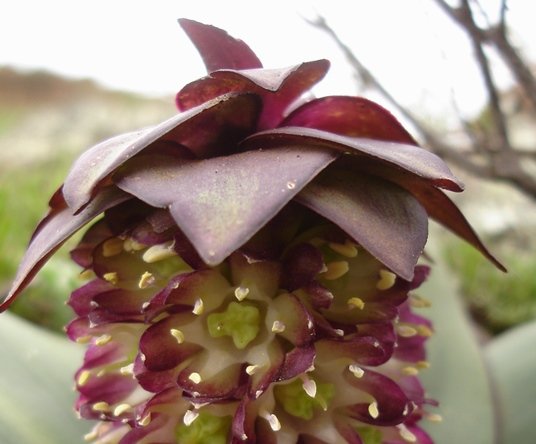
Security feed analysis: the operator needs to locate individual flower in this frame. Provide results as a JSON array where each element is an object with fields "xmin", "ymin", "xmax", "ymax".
[{"xmin": 2, "ymin": 19, "xmax": 503, "ymax": 444}]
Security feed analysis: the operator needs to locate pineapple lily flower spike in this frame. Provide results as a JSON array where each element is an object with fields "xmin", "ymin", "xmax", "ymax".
[{"xmin": 2, "ymin": 19, "xmax": 504, "ymax": 444}]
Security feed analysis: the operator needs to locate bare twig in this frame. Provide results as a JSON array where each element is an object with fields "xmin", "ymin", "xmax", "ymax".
[
  {"xmin": 435, "ymin": 0, "xmax": 511, "ymax": 150},
  {"xmin": 308, "ymin": 10, "xmax": 536, "ymax": 199}
]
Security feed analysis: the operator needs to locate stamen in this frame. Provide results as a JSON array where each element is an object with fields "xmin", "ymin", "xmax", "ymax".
[
  {"xmin": 123, "ymin": 237, "xmax": 146, "ymax": 252},
  {"xmin": 328, "ymin": 241, "xmax": 358, "ymax": 258},
  {"xmin": 416, "ymin": 325, "xmax": 434, "ymax": 337},
  {"xmin": 170, "ymin": 328, "xmax": 185, "ymax": 344},
  {"xmin": 409, "ymin": 294, "xmax": 432, "ymax": 308},
  {"xmin": 347, "ymin": 297, "xmax": 365, "ymax": 310},
  {"xmin": 102, "ymin": 238, "xmax": 124, "ymax": 257},
  {"xmin": 377, "ymin": 269, "xmax": 396, "ymax": 290},
  {"xmin": 139, "ymin": 414, "xmax": 151, "ymax": 426},
  {"xmin": 77, "ymin": 370, "xmax": 91, "ymax": 386},
  {"xmin": 83, "ymin": 430, "xmax": 98, "ymax": 442},
  {"xmin": 426, "ymin": 413, "xmax": 443, "ymax": 423},
  {"xmin": 75, "ymin": 335, "xmax": 92, "ymax": 344},
  {"xmin": 246, "ymin": 364, "xmax": 260, "ymax": 375},
  {"xmin": 188, "ymin": 372, "xmax": 202, "ymax": 384},
  {"xmin": 349, "ymin": 364, "xmax": 365, "ymax": 378},
  {"xmin": 321, "ymin": 261, "xmax": 349, "ymax": 280},
  {"xmin": 192, "ymin": 298, "xmax": 204, "ymax": 315},
  {"xmin": 271, "ymin": 320, "xmax": 286, "ymax": 333},
  {"xmin": 183, "ymin": 410, "xmax": 199, "ymax": 426},
  {"xmin": 396, "ymin": 324, "xmax": 418, "ymax": 338},
  {"xmin": 103, "ymin": 272, "xmax": 118, "ymax": 285},
  {"xmin": 95, "ymin": 334, "xmax": 112, "ymax": 346},
  {"xmin": 234, "ymin": 286, "xmax": 250, "ymax": 301},
  {"xmin": 79, "ymin": 269, "xmax": 96, "ymax": 281},
  {"xmin": 138, "ymin": 271, "xmax": 155, "ymax": 289},
  {"xmin": 397, "ymin": 424, "xmax": 417, "ymax": 442},
  {"xmin": 416, "ymin": 360, "xmax": 431, "ymax": 369},
  {"xmin": 142, "ymin": 241, "xmax": 176, "ymax": 263},
  {"xmin": 92, "ymin": 401, "xmax": 110, "ymax": 412},
  {"xmin": 302, "ymin": 379, "xmax": 317, "ymax": 398},
  {"xmin": 120, "ymin": 364, "xmax": 134, "ymax": 376},
  {"xmin": 113, "ymin": 403, "xmax": 132, "ymax": 416},
  {"xmin": 402, "ymin": 366, "xmax": 419, "ymax": 376},
  {"xmin": 334, "ymin": 328, "xmax": 345, "ymax": 336},
  {"xmin": 255, "ymin": 390, "xmax": 263, "ymax": 399},
  {"xmin": 368, "ymin": 401, "xmax": 380, "ymax": 419},
  {"xmin": 261, "ymin": 411, "xmax": 281, "ymax": 432}
]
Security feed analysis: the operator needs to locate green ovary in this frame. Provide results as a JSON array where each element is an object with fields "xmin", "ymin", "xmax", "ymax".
[
  {"xmin": 274, "ymin": 378, "xmax": 335, "ymax": 420},
  {"xmin": 207, "ymin": 302, "xmax": 261, "ymax": 349},
  {"xmin": 175, "ymin": 411, "xmax": 232, "ymax": 444}
]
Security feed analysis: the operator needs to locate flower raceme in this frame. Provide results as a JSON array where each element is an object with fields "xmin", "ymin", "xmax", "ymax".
[{"xmin": 1, "ymin": 19, "xmax": 503, "ymax": 444}]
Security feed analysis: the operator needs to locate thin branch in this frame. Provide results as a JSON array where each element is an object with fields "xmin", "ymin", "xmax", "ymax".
[
  {"xmin": 308, "ymin": 11, "xmax": 536, "ymax": 199},
  {"xmin": 435, "ymin": 0, "xmax": 511, "ymax": 150},
  {"xmin": 306, "ymin": 16, "xmax": 438, "ymax": 145}
]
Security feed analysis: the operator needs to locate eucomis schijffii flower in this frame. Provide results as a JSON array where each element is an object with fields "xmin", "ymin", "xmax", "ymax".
[{"xmin": 2, "ymin": 19, "xmax": 504, "ymax": 444}]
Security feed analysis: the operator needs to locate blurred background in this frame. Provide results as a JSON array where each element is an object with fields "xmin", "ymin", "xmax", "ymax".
[
  {"xmin": 1, "ymin": 0, "xmax": 534, "ymax": 336},
  {"xmin": 1, "ymin": 1, "xmax": 536, "ymax": 442}
]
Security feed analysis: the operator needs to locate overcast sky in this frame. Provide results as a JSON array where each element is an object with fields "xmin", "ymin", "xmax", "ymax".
[{"xmin": 1, "ymin": 0, "xmax": 534, "ymax": 118}]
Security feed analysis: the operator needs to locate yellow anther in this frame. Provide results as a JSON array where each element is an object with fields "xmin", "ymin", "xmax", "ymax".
[
  {"xmin": 398, "ymin": 424, "xmax": 417, "ymax": 442},
  {"xmin": 271, "ymin": 320, "xmax": 286, "ymax": 333},
  {"xmin": 416, "ymin": 325, "xmax": 434, "ymax": 337},
  {"xmin": 170, "ymin": 328, "xmax": 185, "ymax": 344},
  {"xmin": 92, "ymin": 401, "xmax": 110, "ymax": 412},
  {"xmin": 77, "ymin": 370, "xmax": 91, "ymax": 386},
  {"xmin": 95, "ymin": 334, "xmax": 112, "ymax": 346},
  {"xmin": 75, "ymin": 335, "xmax": 92, "ymax": 344},
  {"xmin": 138, "ymin": 271, "xmax": 155, "ymax": 289},
  {"xmin": 142, "ymin": 241, "xmax": 176, "ymax": 263},
  {"xmin": 264, "ymin": 412, "xmax": 281, "ymax": 432},
  {"xmin": 302, "ymin": 379, "xmax": 317, "ymax": 398},
  {"xmin": 347, "ymin": 297, "xmax": 365, "ymax": 310},
  {"xmin": 139, "ymin": 414, "xmax": 151, "ymax": 427},
  {"xmin": 416, "ymin": 360, "xmax": 431, "ymax": 369},
  {"xmin": 183, "ymin": 410, "xmax": 199, "ymax": 426},
  {"xmin": 79, "ymin": 269, "xmax": 96, "ymax": 281},
  {"xmin": 234, "ymin": 286, "xmax": 250, "ymax": 301},
  {"xmin": 426, "ymin": 413, "xmax": 443, "ymax": 423},
  {"xmin": 368, "ymin": 401, "xmax": 380, "ymax": 419},
  {"xmin": 321, "ymin": 261, "xmax": 349, "ymax": 280},
  {"xmin": 377, "ymin": 269, "xmax": 396, "ymax": 290},
  {"xmin": 349, "ymin": 364, "xmax": 365, "ymax": 378},
  {"xmin": 246, "ymin": 365, "xmax": 260, "ymax": 375},
  {"xmin": 120, "ymin": 364, "xmax": 134, "ymax": 376},
  {"xmin": 113, "ymin": 403, "xmax": 132, "ymax": 416},
  {"xmin": 123, "ymin": 237, "xmax": 146, "ymax": 252},
  {"xmin": 103, "ymin": 272, "xmax": 118, "ymax": 285},
  {"xmin": 192, "ymin": 298, "xmax": 204, "ymax": 315},
  {"xmin": 83, "ymin": 430, "xmax": 98, "ymax": 442},
  {"xmin": 328, "ymin": 240, "xmax": 358, "ymax": 258},
  {"xmin": 102, "ymin": 238, "xmax": 124, "ymax": 257},
  {"xmin": 188, "ymin": 372, "xmax": 202, "ymax": 384},
  {"xmin": 396, "ymin": 324, "xmax": 418, "ymax": 338},
  {"xmin": 409, "ymin": 294, "xmax": 432, "ymax": 308},
  {"xmin": 401, "ymin": 366, "xmax": 420, "ymax": 376}
]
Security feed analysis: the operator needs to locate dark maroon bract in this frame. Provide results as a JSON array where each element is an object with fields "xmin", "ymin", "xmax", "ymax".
[{"xmin": 2, "ymin": 18, "xmax": 502, "ymax": 444}]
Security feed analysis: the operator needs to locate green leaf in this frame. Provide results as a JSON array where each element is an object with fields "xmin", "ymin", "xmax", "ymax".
[
  {"xmin": 419, "ymin": 255, "xmax": 495, "ymax": 443},
  {"xmin": 0, "ymin": 313, "xmax": 89, "ymax": 444},
  {"xmin": 486, "ymin": 320, "xmax": 536, "ymax": 444}
]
